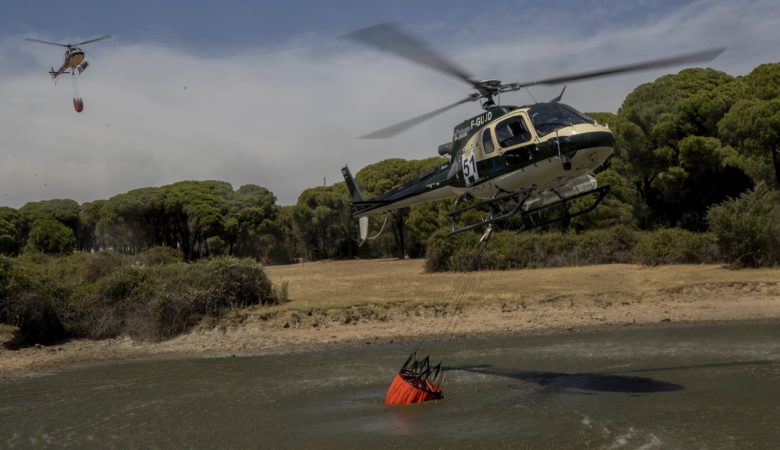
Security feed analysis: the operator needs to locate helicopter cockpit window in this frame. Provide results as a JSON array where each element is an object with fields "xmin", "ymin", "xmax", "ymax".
[
  {"xmin": 482, "ymin": 129, "xmax": 495, "ymax": 154},
  {"xmin": 495, "ymin": 117, "xmax": 531, "ymax": 148},
  {"xmin": 528, "ymin": 103, "xmax": 594, "ymax": 136}
]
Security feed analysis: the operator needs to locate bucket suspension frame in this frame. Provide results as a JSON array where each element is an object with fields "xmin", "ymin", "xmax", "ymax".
[{"xmin": 447, "ymin": 184, "xmax": 611, "ymax": 235}]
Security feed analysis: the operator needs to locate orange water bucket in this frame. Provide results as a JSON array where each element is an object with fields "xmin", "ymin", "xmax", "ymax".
[{"xmin": 385, "ymin": 370, "xmax": 443, "ymax": 405}]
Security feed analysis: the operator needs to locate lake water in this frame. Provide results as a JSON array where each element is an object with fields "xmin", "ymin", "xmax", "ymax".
[{"xmin": 1, "ymin": 322, "xmax": 778, "ymax": 448}]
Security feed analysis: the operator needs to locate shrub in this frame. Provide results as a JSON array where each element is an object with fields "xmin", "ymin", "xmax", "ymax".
[
  {"xmin": 707, "ymin": 184, "xmax": 780, "ymax": 267},
  {"xmin": 136, "ymin": 246, "xmax": 184, "ymax": 266},
  {"xmin": 0, "ymin": 261, "xmax": 70, "ymax": 346},
  {"xmin": 25, "ymin": 219, "xmax": 76, "ymax": 254},
  {"xmin": 574, "ymin": 226, "xmax": 639, "ymax": 265},
  {"xmin": 631, "ymin": 228, "xmax": 718, "ymax": 265},
  {"xmin": 425, "ymin": 226, "xmax": 638, "ymax": 272},
  {"xmin": 0, "ymin": 253, "xmax": 281, "ymax": 346},
  {"xmin": 0, "ymin": 234, "xmax": 20, "ymax": 255},
  {"xmin": 190, "ymin": 257, "xmax": 276, "ymax": 312},
  {"xmin": 0, "ymin": 257, "xmax": 11, "ymax": 302},
  {"xmin": 206, "ymin": 236, "xmax": 227, "ymax": 256},
  {"xmin": 272, "ymin": 281, "xmax": 289, "ymax": 304},
  {"xmin": 424, "ymin": 225, "xmax": 716, "ymax": 272},
  {"xmin": 424, "ymin": 230, "xmax": 476, "ymax": 272},
  {"xmin": 81, "ymin": 251, "xmax": 130, "ymax": 282}
]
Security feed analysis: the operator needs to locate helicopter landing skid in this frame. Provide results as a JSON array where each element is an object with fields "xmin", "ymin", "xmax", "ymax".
[{"xmin": 447, "ymin": 185, "xmax": 610, "ymax": 236}]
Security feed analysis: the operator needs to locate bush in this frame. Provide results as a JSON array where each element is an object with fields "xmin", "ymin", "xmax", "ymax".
[
  {"xmin": 706, "ymin": 184, "xmax": 780, "ymax": 267},
  {"xmin": 424, "ymin": 230, "xmax": 476, "ymax": 272},
  {"xmin": 0, "ymin": 257, "xmax": 11, "ymax": 301},
  {"xmin": 632, "ymin": 228, "xmax": 718, "ymax": 265},
  {"xmin": 424, "ymin": 226, "xmax": 716, "ymax": 272},
  {"xmin": 0, "ymin": 260, "xmax": 70, "ymax": 346},
  {"xmin": 81, "ymin": 251, "xmax": 131, "ymax": 282},
  {"xmin": 0, "ymin": 253, "xmax": 282, "ymax": 346},
  {"xmin": 206, "ymin": 236, "xmax": 227, "ymax": 256},
  {"xmin": 25, "ymin": 218, "xmax": 76, "ymax": 254},
  {"xmin": 0, "ymin": 234, "xmax": 20, "ymax": 255},
  {"xmin": 136, "ymin": 246, "xmax": 184, "ymax": 266}
]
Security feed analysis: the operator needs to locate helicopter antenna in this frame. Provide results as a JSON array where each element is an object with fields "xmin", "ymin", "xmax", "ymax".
[{"xmin": 524, "ymin": 87, "xmax": 538, "ymax": 104}]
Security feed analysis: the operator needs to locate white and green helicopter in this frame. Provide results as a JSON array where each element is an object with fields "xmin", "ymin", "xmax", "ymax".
[{"xmin": 341, "ymin": 24, "xmax": 723, "ymax": 240}]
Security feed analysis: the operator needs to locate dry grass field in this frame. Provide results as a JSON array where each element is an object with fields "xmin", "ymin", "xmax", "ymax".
[
  {"xmin": 2, "ymin": 259, "xmax": 779, "ymax": 379},
  {"xmin": 264, "ymin": 258, "xmax": 779, "ymax": 310}
]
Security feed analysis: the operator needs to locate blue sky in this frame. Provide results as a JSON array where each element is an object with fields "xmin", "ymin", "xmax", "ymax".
[
  {"xmin": 1, "ymin": 0, "xmax": 778, "ymax": 208},
  {"xmin": 2, "ymin": 0, "xmax": 684, "ymax": 50}
]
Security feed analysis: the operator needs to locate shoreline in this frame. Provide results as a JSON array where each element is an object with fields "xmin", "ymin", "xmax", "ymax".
[{"xmin": 2, "ymin": 261, "xmax": 779, "ymax": 380}]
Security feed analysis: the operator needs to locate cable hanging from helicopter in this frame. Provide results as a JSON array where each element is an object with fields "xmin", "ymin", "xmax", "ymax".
[{"xmin": 71, "ymin": 71, "xmax": 83, "ymax": 113}]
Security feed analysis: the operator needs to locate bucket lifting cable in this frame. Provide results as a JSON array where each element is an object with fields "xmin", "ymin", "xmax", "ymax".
[
  {"xmin": 384, "ymin": 228, "xmax": 491, "ymax": 406},
  {"xmin": 71, "ymin": 71, "xmax": 84, "ymax": 113}
]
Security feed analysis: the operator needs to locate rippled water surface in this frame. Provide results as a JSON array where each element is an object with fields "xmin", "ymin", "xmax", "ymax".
[{"xmin": 2, "ymin": 322, "xmax": 779, "ymax": 448}]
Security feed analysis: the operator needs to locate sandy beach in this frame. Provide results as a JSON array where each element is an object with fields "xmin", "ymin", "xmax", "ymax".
[{"xmin": 2, "ymin": 259, "xmax": 779, "ymax": 380}]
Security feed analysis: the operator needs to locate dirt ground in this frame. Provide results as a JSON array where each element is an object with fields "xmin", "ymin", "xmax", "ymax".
[{"xmin": 2, "ymin": 260, "xmax": 779, "ymax": 380}]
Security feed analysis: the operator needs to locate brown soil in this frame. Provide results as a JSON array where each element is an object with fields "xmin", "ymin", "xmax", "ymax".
[{"xmin": 2, "ymin": 260, "xmax": 778, "ymax": 380}]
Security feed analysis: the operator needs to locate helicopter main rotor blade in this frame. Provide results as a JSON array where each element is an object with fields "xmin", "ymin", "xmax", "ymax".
[
  {"xmin": 73, "ymin": 35, "xmax": 112, "ymax": 46},
  {"xmin": 24, "ymin": 38, "xmax": 69, "ymax": 47},
  {"xmin": 345, "ymin": 23, "xmax": 482, "ymax": 90},
  {"xmin": 501, "ymin": 47, "xmax": 725, "ymax": 92},
  {"xmin": 361, "ymin": 95, "xmax": 479, "ymax": 139}
]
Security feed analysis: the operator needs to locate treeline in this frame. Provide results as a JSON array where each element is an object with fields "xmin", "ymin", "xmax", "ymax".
[
  {"xmin": 0, "ymin": 158, "xmax": 449, "ymax": 263},
  {"xmin": 1, "ymin": 62, "xmax": 779, "ymax": 266}
]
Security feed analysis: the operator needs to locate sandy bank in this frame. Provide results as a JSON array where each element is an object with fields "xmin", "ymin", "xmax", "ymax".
[{"xmin": 2, "ymin": 261, "xmax": 778, "ymax": 380}]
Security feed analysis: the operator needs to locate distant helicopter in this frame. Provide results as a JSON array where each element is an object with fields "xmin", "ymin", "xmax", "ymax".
[
  {"xmin": 24, "ymin": 35, "xmax": 112, "ymax": 81},
  {"xmin": 341, "ymin": 24, "xmax": 723, "ymax": 241}
]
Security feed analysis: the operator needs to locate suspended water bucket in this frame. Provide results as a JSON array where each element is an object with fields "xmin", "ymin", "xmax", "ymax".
[
  {"xmin": 384, "ymin": 353, "xmax": 444, "ymax": 405},
  {"xmin": 73, "ymin": 98, "xmax": 84, "ymax": 113}
]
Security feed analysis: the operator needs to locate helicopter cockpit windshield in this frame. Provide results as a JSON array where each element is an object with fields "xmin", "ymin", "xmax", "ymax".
[{"xmin": 528, "ymin": 103, "xmax": 594, "ymax": 136}]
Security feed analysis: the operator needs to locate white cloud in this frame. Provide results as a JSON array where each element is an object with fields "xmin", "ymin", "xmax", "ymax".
[{"xmin": 1, "ymin": 0, "xmax": 778, "ymax": 208}]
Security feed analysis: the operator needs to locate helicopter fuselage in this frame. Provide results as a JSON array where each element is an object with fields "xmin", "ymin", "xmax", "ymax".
[
  {"xmin": 50, "ymin": 48, "xmax": 86, "ymax": 79},
  {"xmin": 64, "ymin": 48, "xmax": 85, "ymax": 68},
  {"xmin": 345, "ymin": 103, "xmax": 613, "ymax": 217}
]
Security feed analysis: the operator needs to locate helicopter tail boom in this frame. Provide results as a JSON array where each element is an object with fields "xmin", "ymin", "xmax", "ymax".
[{"xmin": 341, "ymin": 165, "xmax": 364, "ymax": 202}]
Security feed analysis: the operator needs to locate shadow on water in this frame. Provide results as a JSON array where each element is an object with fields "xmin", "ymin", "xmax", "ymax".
[
  {"xmin": 449, "ymin": 365, "xmax": 684, "ymax": 393},
  {"xmin": 620, "ymin": 360, "xmax": 777, "ymax": 374}
]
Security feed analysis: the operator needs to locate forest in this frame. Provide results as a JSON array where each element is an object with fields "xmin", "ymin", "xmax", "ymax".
[{"xmin": 2, "ymin": 63, "xmax": 780, "ymax": 269}]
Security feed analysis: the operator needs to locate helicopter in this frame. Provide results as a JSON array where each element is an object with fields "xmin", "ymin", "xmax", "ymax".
[
  {"xmin": 340, "ymin": 23, "xmax": 724, "ymax": 240},
  {"xmin": 24, "ymin": 35, "xmax": 112, "ymax": 81}
]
